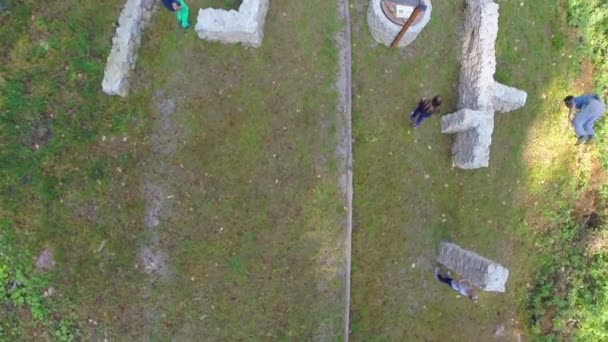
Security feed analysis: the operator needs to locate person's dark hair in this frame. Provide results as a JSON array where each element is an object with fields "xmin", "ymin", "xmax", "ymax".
[
  {"xmin": 431, "ymin": 95, "xmax": 442, "ymax": 107},
  {"xmin": 564, "ymin": 95, "xmax": 574, "ymax": 107}
]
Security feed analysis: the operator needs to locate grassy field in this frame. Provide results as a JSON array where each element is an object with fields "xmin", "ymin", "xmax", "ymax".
[
  {"xmin": 1, "ymin": 0, "xmax": 606, "ymax": 340},
  {"xmin": 1, "ymin": 0, "xmax": 346, "ymax": 339},
  {"xmin": 349, "ymin": 0, "xmax": 595, "ymax": 340}
]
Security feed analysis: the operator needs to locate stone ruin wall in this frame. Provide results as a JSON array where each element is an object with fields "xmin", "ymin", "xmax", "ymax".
[
  {"xmin": 437, "ymin": 242, "xmax": 509, "ymax": 292},
  {"xmin": 195, "ymin": 0, "xmax": 269, "ymax": 48},
  {"xmin": 458, "ymin": 0, "xmax": 498, "ymax": 111},
  {"xmin": 102, "ymin": 0, "xmax": 157, "ymax": 97},
  {"xmin": 441, "ymin": 0, "xmax": 527, "ymax": 169},
  {"xmin": 102, "ymin": 0, "xmax": 269, "ymax": 97}
]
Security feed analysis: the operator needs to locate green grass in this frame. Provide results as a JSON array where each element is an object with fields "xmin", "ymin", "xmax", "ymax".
[
  {"xmin": 1, "ymin": 0, "xmax": 346, "ymax": 339},
  {"xmin": 349, "ymin": 0, "xmax": 591, "ymax": 340},
  {"xmin": 2, "ymin": 0, "xmax": 607, "ymax": 339}
]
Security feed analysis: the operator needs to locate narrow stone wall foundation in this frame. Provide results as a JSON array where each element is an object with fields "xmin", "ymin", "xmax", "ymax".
[
  {"xmin": 102, "ymin": 0, "xmax": 157, "ymax": 97},
  {"xmin": 195, "ymin": 0, "xmax": 269, "ymax": 48}
]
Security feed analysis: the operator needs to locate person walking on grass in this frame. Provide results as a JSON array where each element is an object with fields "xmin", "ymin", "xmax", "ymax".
[
  {"xmin": 163, "ymin": 0, "xmax": 190, "ymax": 29},
  {"xmin": 435, "ymin": 267, "xmax": 478, "ymax": 302},
  {"xmin": 564, "ymin": 94, "xmax": 605, "ymax": 145},
  {"xmin": 409, "ymin": 95, "xmax": 442, "ymax": 128}
]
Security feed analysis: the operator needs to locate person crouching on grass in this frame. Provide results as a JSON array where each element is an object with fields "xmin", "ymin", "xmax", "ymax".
[
  {"xmin": 409, "ymin": 95, "xmax": 442, "ymax": 128},
  {"xmin": 435, "ymin": 267, "xmax": 478, "ymax": 302},
  {"xmin": 163, "ymin": 0, "xmax": 190, "ymax": 29},
  {"xmin": 564, "ymin": 94, "xmax": 605, "ymax": 145}
]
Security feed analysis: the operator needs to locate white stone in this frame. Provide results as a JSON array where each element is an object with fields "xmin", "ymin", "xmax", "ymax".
[
  {"xmin": 442, "ymin": 0, "xmax": 527, "ymax": 169},
  {"xmin": 451, "ymin": 116, "xmax": 493, "ymax": 169},
  {"xmin": 440, "ymin": 108, "xmax": 486, "ymax": 134},
  {"xmin": 441, "ymin": 109, "xmax": 494, "ymax": 169},
  {"xmin": 195, "ymin": 0, "xmax": 269, "ymax": 48},
  {"xmin": 457, "ymin": 0, "xmax": 498, "ymax": 111},
  {"xmin": 367, "ymin": 0, "xmax": 432, "ymax": 48},
  {"xmin": 493, "ymin": 82, "xmax": 528, "ymax": 113},
  {"xmin": 437, "ymin": 242, "xmax": 509, "ymax": 292},
  {"xmin": 102, "ymin": 0, "xmax": 157, "ymax": 97}
]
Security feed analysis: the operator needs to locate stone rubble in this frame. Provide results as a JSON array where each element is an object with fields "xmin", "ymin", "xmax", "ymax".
[
  {"xmin": 195, "ymin": 0, "xmax": 269, "ymax": 48},
  {"xmin": 437, "ymin": 242, "xmax": 509, "ymax": 292},
  {"xmin": 441, "ymin": 0, "xmax": 527, "ymax": 169},
  {"xmin": 102, "ymin": 0, "xmax": 157, "ymax": 97},
  {"xmin": 367, "ymin": 0, "xmax": 432, "ymax": 48}
]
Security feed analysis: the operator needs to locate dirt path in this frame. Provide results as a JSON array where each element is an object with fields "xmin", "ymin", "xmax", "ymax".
[
  {"xmin": 336, "ymin": 0, "xmax": 354, "ymax": 340},
  {"xmin": 135, "ymin": 89, "xmax": 187, "ymax": 336}
]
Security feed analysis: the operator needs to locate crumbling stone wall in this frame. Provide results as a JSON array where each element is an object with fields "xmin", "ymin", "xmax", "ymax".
[
  {"xmin": 102, "ymin": 0, "xmax": 157, "ymax": 97},
  {"xmin": 367, "ymin": 0, "xmax": 432, "ymax": 48},
  {"xmin": 195, "ymin": 0, "xmax": 269, "ymax": 48},
  {"xmin": 441, "ymin": 0, "xmax": 527, "ymax": 169},
  {"xmin": 437, "ymin": 242, "xmax": 509, "ymax": 292}
]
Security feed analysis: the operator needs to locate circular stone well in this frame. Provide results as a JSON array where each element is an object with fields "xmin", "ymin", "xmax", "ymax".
[{"xmin": 367, "ymin": 0, "xmax": 432, "ymax": 48}]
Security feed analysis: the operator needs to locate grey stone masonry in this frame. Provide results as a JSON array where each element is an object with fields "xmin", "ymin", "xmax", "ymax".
[
  {"xmin": 441, "ymin": 0, "xmax": 527, "ymax": 169},
  {"xmin": 493, "ymin": 82, "xmax": 528, "ymax": 113},
  {"xmin": 367, "ymin": 0, "xmax": 432, "ymax": 48},
  {"xmin": 437, "ymin": 242, "xmax": 509, "ymax": 292},
  {"xmin": 102, "ymin": 0, "xmax": 157, "ymax": 97},
  {"xmin": 195, "ymin": 0, "xmax": 269, "ymax": 48}
]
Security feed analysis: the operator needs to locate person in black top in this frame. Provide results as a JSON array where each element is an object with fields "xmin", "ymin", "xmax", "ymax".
[{"xmin": 409, "ymin": 95, "xmax": 442, "ymax": 128}]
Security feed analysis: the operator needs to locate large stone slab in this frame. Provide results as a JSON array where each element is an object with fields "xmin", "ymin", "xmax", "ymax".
[
  {"xmin": 367, "ymin": 0, "xmax": 432, "ymax": 48},
  {"xmin": 195, "ymin": 0, "xmax": 269, "ymax": 48},
  {"xmin": 102, "ymin": 0, "xmax": 157, "ymax": 97},
  {"xmin": 441, "ymin": 108, "xmax": 486, "ymax": 134},
  {"xmin": 493, "ymin": 82, "xmax": 528, "ymax": 113},
  {"xmin": 437, "ymin": 242, "xmax": 509, "ymax": 292}
]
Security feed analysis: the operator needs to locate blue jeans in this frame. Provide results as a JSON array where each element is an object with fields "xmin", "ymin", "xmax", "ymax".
[
  {"xmin": 410, "ymin": 109, "xmax": 431, "ymax": 127},
  {"xmin": 573, "ymin": 99, "xmax": 605, "ymax": 137}
]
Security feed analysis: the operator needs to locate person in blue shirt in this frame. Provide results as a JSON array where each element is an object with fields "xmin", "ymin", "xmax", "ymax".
[
  {"xmin": 564, "ymin": 94, "xmax": 605, "ymax": 145},
  {"xmin": 163, "ymin": 0, "xmax": 190, "ymax": 29},
  {"xmin": 409, "ymin": 95, "xmax": 442, "ymax": 128}
]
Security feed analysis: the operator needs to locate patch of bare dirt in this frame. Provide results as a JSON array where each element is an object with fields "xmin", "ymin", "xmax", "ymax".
[
  {"xmin": 26, "ymin": 121, "xmax": 53, "ymax": 151},
  {"xmin": 149, "ymin": 91, "xmax": 184, "ymax": 157},
  {"xmin": 577, "ymin": 59, "xmax": 595, "ymax": 94},
  {"xmin": 336, "ymin": 0, "xmax": 353, "ymax": 339},
  {"xmin": 574, "ymin": 156, "xmax": 607, "ymax": 223},
  {"xmin": 143, "ymin": 183, "xmax": 164, "ymax": 229},
  {"xmin": 137, "ymin": 246, "xmax": 171, "ymax": 279},
  {"xmin": 35, "ymin": 248, "xmax": 55, "ymax": 272}
]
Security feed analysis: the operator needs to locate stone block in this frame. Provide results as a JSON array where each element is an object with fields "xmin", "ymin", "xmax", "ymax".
[
  {"xmin": 493, "ymin": 82, "xmax": 527, "ymax": 113},
  {"xmin": 102, "ymin": 0, "xmax": 157, "ymax": 97},
  {"xmin": 367, "ymin": 0, "xmax": 432, "ymax": 48},
  {"xmin": 451, "ymin": 116, "xmax": 493, "ymax": 169},
  {"xmin": 195, "ymin": 0, "xmax": 269, "ymax": 48},
  {"xmin": 440, "ymin": 108, "xmax": 486, "ymax": 134},
  {"xmin": 437, "ymin": 241, "xmax": 509, "ymax": 292}
]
